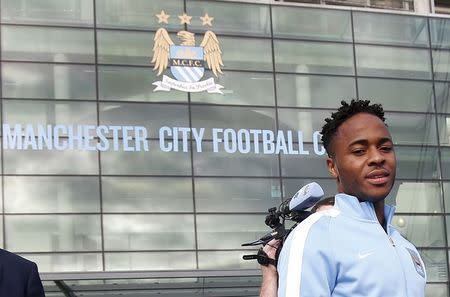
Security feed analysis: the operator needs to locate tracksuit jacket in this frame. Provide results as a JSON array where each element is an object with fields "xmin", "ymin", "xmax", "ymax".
[{"xmin": 277, "ymin": 193, "xmax": 426, "ymax": 297}]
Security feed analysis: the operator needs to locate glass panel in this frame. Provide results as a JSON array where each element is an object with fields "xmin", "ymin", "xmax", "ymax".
[
  {"xmin": 437, "ymin": 114, "xmax": 450, "ymax": 146},
  {"xmin": 187, "ymin": 1, "xmax": 271, "ymax": 36},
  {"xmin": 2, "ymin": 62, "xmax": 96, "ymax": 100},
  {"xmin": 277, "ymin": 109, "xmax": 335, "ymax": 142},
  {"xmin": 22, "ymin": 253, "xmax": 102, "ymax": 272},
  {"xmin": 198, "ymin": 251, "xmax": 259, "ymax": 269},
  {"xmin": 280, "ymin": 144, "xmax": 329, "ymax": 177},
  {"xmin": 96, "ymin": 0, "xmax": 183, "ymax": 31},
  {"xmin": 190, "ymin": 71, "xmax": 275, "ymax": 106},
  {"xmin": 395, "ymin": 146, "xmax": 440, "ymax": 179},
  {"xmin": 435, "ymin": 82, "xmax": 450, "ymax": 113},
  {"xmin": 4, "ymin": 100, "xmax": 97, "ymax": 126},
  {"xmin": 6, "ymin": 215, "xmax": 102, "ymax": 252},
  {"xmin": 418, "ymin": 249, "xmax": 448, "ymax": 282},
  {"xmin": 191, "ymin": 106, "xmax": 276, "ymax": 140},
  {"xmin": 358, "ymin": 78, "xmax": 434, "ymax": 113},
  {"xmin": 105, "ymin": 252, "xmax": 196, "ymax": 271},
  {"xmin": 193, "ymin": 142, "xmax": 279, "ymax": 176},
  {"xmin": 101, "ymin": 141, "xmax": 191, "ymax": 175},
  {"xmin": 272, "ymin": 6, "xmax": 351, "ymax": 42},
  {"xmin": 430, "ymin": 18, "xmax": 450, "ymax": 49},
  {"xmin": 220, "ymin": 37, "xmax": 272, "ymax": 71},
  {"xmin": 388, "ymin": 182, "xmax": 443, "ymax": 213},
  {"xmin": 97, "ymin": 30, "xmax": 157, "ymax": 65},
  {"xmin": 276, "ymin": 74, "xmax": 356, "ymax": 108},
  {"xmin": 386, "ymin": 113, "xmax": 437, "ymax": 146},
  {"xmin": 4, "ymin": 176, "xmax": 100, "ymax": 213},
  {"xmin": 2, "ymin": 26, "xmax": 94, "ymax": 63},
  {"xmin": 195, "ymin": 178, "xmax": 281, "ymax": 212},
  {"xmin": 433, "ymin": 49, "xmax": 450, "ymax": 81},
  {"xmin": 102, "ymin": 177, "xmax": 193, "ymax": 213},
  {"xmin": 196, "ymin": 214, "xmax": 266, "ymax": 249},
  {"xmin": 425, "ymin": 283, "xmax": 448, "ymax": 297},
  {"xmin": 274, "ymin": 40, "xmax": 354, "ymax": 75},
  {"xmin": 353, "ymin": 12, "xmax": 428, "ymax": 47},
  {"xmin": 442, "ymin": 183, "xmax": 450, "ymax": 213},
  {"xmin": 103, "ymin": 214, "xmax": 195, "ymax": 250},
  {"xmin": 392, "ymin": 215, "xmax": 445, "ymax": 247},
  {"xmin": 100, "ymin": 102, "xmax": 188, "ymax": 136},
  {"xmin": 4, "ymin": 150, "xmax": 99, "ymax": 174},
  {"xmin": 439, "ymin": 148, "xmax": 450, "ymax": 178},
  {"xmin": 356, "ymin": 45, "xmax": 431, "ymax": 79},
  {"xmin": 98, "ymin": 66, "xmax": 187, "ymax": 102},
  {"xmin": 1, "ymin": 0, "xmax": 94, "ymax": 26}
]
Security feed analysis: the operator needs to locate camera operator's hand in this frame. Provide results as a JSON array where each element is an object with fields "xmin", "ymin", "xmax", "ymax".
[{"xmin": 260, "ymin": 239, "xmax": 280, "ymax": 297}]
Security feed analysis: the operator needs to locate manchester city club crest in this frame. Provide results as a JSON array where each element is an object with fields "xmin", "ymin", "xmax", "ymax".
[{"xmin": 151, "ymin": 10, "xmax": 224, "ymax": 94}]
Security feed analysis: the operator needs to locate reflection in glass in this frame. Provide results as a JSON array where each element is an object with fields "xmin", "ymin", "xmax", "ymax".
[
  {"xmin": 418, "ymin": 249, "xmax": 448, "ymax": 282},
  {"xmin": 97, "ymin": 30, "xmax": 154, "ymax": 65},
  {"xmin": 358, "ymin": 78, "xmax": 434, "ymax": 113},
  {"xmin": 276, "ymin": 74, "xmax": 356, "ymax": 108},
  {"xmin": 385, "ymin": 113, "xmax": 437, "ymax": 146},
  {"xmin": 100, "ymin": 102, "xmax": 188, "ymax": 136},
  {"xmin": 5, "ymin": 176, "xmax": 100, "ymax": 213},
  {"xmin": 439, "ymin": 148, "xmax": 450, "ymax": 178},
  {"xmin": 274, "ymin": 40, "xmax": 354, "ymax": 75},
  {"xmin": 195, "ymin": 178, "xmax": 281, "ymax": 212},
  {"xmin": 98, "ymin": 66, "xmax": 187, "ymax": 102},
  {"xmin": 96, "ymin": 0, "xmax": 183, "ymax": 31},
  {"xmin": 425, "ymin": 283, "xmax": 448, "ymax": 297},
  {"xmin": 2, "ymin": 26, "xmax": 94, "ymax": 63},
  {"xmin": 392, "ymin": 215, "xmax": 445, "ymax": 247},
  {"xmin": 277, "ymin": 109, "xmax": 331, "ymax": 142},
  {"xmin": 196, "ymin": 214, "xmax": 266, "ymax": 249},
  {"xmin": 6, "ymin": 215, "xmax": 102, "ymax": 252},
  {"xmin": 280, "ymin": 145, "xmax": 328, "ymax": 178},
  {"xmin": 198, "ymin": 251, "xmax": 258, "ymax": 269},
  {"xmin": 4, "ymin": 150, "xmax": 99, "ymax": 174},
  {"xmin": 191, "ymin": 71, "xmax": 275, "ymax": 106},
  {"xmin": 4, "ymin": 100, "xmax": 97, "ymax": 126},
  {"xmin": 272, "ymin": 6, "xmax": 351, "ymax": 41},
  {"xmin": 388, "ymin": 182, "xmax": 443, "ymax": 213},
  {"xmin": 356, "ymin": 45, "xmax": 431, "ymax": 79},
  {"xmin": 2, "ymin": 62, "xmax": 96, "ymax": 100},
  {"xmin": 21, "ymin": 253, "xmax": 102, "ymax": 272},
  {"xmin": 353, "ymin": 12, "xmax": 428, "ymax": 46},
  {"xmin": 433, "ymin": 49, "xmax": 450, "ymax": 81},
  {"xmin": 395, "ymin": 146, "xmax": 439, "ymax": 179},
  {"xmin": 191, "ymin": 106, "xmax": 276, "ymax": 139},
  {"xmin": 430, "ymin": 18, "xmax": 450, "ymax": 49},
  {"xmin": 103, "ymin": 214, "xmax": 195, "ymax": 250},
  {"xmin": 437, "ymin": 115, "xmax": 450, "ymax": 146},
  {"xmin": 435, "ymin": 82, "xmax": 450, "ymax": 113},
  {"xmin": 101, "ymin": 142, "xmax": 191, "ymax": 175},
  {"xmin": 105, "ymin": 252, "xmax": 196, "ymax": 271},
  {"xmin": 220, "ymin": 37, "xmax": 272, "ymax": 71},
  {"xmin": 1, "ymin": 0, "xmax": 94, "ymax": 25},
  {"xmin": 193, "ymin": 142, "xmax": 279, "ymax": 176},
  {"xmin": 102, "ymin": 177, "xmax": 193, "ymax": 212},
  {"xmin": 187, "ymin": 1, "xmax": 270, "ymax": 36}
]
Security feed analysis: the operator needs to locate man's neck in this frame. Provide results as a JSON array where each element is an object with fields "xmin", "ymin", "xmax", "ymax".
[{"xmin": 373, "ymin": 200, "xmax": 385, "ymax": 227}]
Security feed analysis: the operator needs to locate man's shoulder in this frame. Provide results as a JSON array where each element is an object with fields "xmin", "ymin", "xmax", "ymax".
[{"xmin": 0, "ymin": 249, "xmax": 36, "ymax": 269}]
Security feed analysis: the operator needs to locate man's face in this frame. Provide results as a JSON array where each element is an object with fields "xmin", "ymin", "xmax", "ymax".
[{"xmin": 326, "ymin": 113, "xmax": 396, "ymax": 202}]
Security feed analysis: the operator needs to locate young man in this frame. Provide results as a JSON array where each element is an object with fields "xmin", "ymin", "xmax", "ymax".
[{"xmin": 276, "ymin": 100, "xmax": 426, "ymax": 296}]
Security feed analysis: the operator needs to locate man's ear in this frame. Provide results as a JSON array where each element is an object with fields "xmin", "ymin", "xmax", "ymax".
[{"xmin": 326, "ymin": 157, "xmax": 338, "ymax": 178}]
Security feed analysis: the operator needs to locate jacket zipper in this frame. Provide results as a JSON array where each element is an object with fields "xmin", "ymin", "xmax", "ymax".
[{"xmin": 386, "ymin": 230, "xmax": 408, "ymax": 296}]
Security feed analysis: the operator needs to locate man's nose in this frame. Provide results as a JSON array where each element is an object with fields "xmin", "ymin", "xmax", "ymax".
[{"xmin": 367, "ymin": 147, "xmax": 385, "ymax": 165}]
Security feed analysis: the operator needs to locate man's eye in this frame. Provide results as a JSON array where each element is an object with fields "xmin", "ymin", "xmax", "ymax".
[
  {"xmin": 352, "ymin": 149, "xmax": 365, "ymax": 155},
  {"xmin": 380, "ymin": 146, "xmax": 393, "ymax": 152}
]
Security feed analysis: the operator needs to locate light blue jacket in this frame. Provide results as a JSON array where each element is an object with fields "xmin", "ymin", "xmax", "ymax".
[{"xmin": 277, "ymin": 193, "xmax": 426, "ymax": 297}]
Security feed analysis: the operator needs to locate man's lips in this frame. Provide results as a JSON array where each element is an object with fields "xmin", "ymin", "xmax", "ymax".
[{"xmin": 366, "ymin": 170, "xmax": 390, "ymax": 185}]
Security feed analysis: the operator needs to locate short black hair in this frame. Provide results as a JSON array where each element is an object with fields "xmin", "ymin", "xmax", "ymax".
[
  {"xmin": 321, "ymin": 99, "xmax": 385, "ymax": 156},
  {"xmin": 311, "ymin": 197, "xmax": 334, "ymax": 213}
]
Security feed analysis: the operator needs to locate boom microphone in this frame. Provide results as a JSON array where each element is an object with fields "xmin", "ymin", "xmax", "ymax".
[{"xmin": 281, "ymin": 182, "xmax": 324, "ymax": 214}]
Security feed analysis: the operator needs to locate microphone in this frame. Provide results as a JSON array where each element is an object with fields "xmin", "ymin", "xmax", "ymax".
[{"xmin": 281, "ymin": 182, "xmax": 324, "ymax": 214}]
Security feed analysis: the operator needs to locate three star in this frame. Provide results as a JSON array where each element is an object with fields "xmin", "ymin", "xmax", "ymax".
[{"xmin": 155, "ymin": 10, "xmax": 214, "ymax": 26}]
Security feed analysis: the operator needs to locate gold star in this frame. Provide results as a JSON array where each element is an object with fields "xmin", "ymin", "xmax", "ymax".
[
  {"xmin": 178, "ymin": 13, "xmax": 192, "ymax": 25},
  {"xmin": 156, "ymin": 10, "xmax": 170, "ymax": 24},
  {"xmin": 200, "ymin": 13, "xmax": 214, "ymax": 27}
]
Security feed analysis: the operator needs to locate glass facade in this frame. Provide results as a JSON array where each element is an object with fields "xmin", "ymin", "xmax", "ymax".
[{"xmin": 1, "ymin": 0, "xmax": 450, "ymax": 295}]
